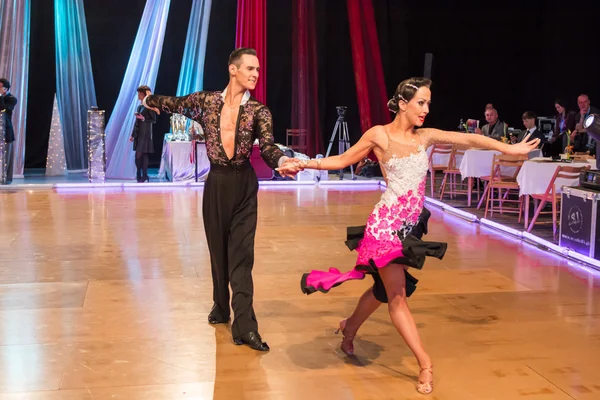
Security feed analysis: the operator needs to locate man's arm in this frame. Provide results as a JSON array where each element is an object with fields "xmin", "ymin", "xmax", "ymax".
[
  {"xmin": 143, "ymin": 91, "xmax": 206, "ymax": 122},
  {"xmin": 0, "ymin": 95, "xmax": 17, "ymax": 112},
  {"xmin": 143, "ymin": 108, "xmax": 157, "ymax": 124},
  {"xmin": 255, "ymin": 106, "xmax": 288, "ymax": 169}
]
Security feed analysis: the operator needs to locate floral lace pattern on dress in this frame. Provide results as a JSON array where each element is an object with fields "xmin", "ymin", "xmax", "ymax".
[{"xmin": 356, "ymin": 133, "xmax": 430, "ymax": 267}]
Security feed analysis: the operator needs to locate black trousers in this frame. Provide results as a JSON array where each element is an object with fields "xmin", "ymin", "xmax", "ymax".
[
  {"xmin": 135, "ymin": 151, "xmax": 149, "ymax": 181},
  {"xmin": 203, "ymin": 162, "xmax": 259, "ymax": 338}
]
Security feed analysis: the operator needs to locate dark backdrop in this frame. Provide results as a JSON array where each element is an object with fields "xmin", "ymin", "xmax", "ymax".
[{"xmin": 24, "ymin": 0, "xmax": 600, "ymax": 168}]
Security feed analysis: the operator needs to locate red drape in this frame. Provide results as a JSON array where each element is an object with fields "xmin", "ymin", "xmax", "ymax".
[
  {"xmin": 235, "ymin": 0, "xmax": 267, "ymax": 104},
  {"xmin": 291, "ymin": 0, "xmax": 322, "ymax": 157},
  {"xmin": 347, "ymin": 0, "xmax": 390, "ymax": 152}
]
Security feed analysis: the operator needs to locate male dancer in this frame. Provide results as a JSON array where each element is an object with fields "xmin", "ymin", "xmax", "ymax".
[{"xmin": 143, "ymin": 48, "xmax": 300, "ymax": 351}]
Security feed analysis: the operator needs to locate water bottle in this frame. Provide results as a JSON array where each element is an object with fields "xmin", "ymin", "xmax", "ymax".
[{"xmin": 315, "ymin": 154, "xmax": 324, "ymax": 182}]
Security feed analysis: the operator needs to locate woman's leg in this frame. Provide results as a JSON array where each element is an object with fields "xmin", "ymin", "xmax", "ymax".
[
  {"xmin": 337, "ymin": 288, "xmax": 381, "ymax": 354},
  {"xmin": 345, "ymin": 288, "xmax": 381, "ymax": 332},
  {"xmin": 379, "ymin": 264, "xmax": 433, "ymax": 393}
]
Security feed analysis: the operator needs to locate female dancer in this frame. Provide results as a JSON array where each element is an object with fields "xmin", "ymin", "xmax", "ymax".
[{"xmin": 277, "ymin": 77, "xmax": 540, "ymax": 394}]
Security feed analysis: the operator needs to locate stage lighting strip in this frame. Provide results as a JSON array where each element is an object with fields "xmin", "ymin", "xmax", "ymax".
[{"xmin": 414, "ymin": 190, "xmax": 600, "ymax": 272}]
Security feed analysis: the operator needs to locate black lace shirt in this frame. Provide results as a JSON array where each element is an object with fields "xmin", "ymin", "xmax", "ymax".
[{"xmin": 144, "ymin": 90, "xmax": 285, "ymax": 169}]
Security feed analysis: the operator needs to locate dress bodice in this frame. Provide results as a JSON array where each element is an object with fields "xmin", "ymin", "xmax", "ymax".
[{"xmin": 380, "ymin": 144, "xmax": 429, "ymax": 205}]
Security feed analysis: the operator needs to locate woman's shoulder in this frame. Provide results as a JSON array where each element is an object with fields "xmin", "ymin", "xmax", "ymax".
[{"xmin": 364, "ymin": 125, "xmax": 387, "ymax": 140}]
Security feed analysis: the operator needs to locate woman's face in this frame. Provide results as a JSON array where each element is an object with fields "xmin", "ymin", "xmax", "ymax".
[
  {"xmin": 400, "ymin": 86, "xmax": 431, "ymax": 127},
  {"xmin": 555, "ymin": 103, "xmax": 565, "ymax": 114}
]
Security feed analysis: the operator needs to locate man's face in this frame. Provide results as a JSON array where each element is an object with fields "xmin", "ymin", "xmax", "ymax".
[
  {"xmin": 230, "ymin": 54, "xmax": 259, "ymax": 91},
  {"xmin": 577, "ymin": 96, "xmax": 590, "ymax": 112},
  {"xmin": 485, "ymin": 110, "xmax": 498, "ymax": 124},
  {"xmin": 0, "ymin": 83, "xmax": 6, "ymax": 96},
  {"xmin": 522, "ymin": 118, "xmax": 535, "ymax": 130}
]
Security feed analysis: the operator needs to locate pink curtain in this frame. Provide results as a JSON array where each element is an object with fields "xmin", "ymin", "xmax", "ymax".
[{"xmin": 235, "ymin": 0, "xmax": 267, "ymax": 104}]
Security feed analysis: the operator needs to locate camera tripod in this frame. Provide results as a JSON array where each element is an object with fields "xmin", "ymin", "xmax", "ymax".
[{"xmin": 325, "ymin": 107, "xmax": 355, "ymax": 180}]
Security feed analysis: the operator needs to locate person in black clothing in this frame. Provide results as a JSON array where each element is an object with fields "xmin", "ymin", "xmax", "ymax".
[
  {"xmin": 130, "ymin": 85, "xmax": 157, "ymax": 182},
  {"xmin": 517, "ymin": 111, "xmax": 547, "ymax": 150},
  {"xmin": 0, "ymin": 78, "xmax": 17, "ymax": 184},
  {"xmin": 571, "ymin": 94, "xmax": 600, "ymax": 154},
  {"xmin": 142, "ymin": 48, "xmax": 301, "ymax": 351},
  {"xmin": 546, "ymin": 99, "xmax": 578, "ymax": 157}
]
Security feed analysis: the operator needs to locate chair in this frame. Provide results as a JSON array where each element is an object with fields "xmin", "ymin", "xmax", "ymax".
[
  {"xmin": 439, "ymin": 147, "xmax": 469, "ymax": 200},
  {"xmin": 286, "ymin": 129, "xmax": 308, "ymax": 154},
  {"xmin": 428, "ymin": 144, "xmax": 453, "ymax": 197},
  {"xmin": 477, "ymin": 153, "xmax": 522, "ymax": 209},
  {"xmin": 525, "ymin": 165, "xmax": 591, "ymax": 238},
  {"xmin": 484, "ymin": 154, "xmax": 527, "ymax": 220}
]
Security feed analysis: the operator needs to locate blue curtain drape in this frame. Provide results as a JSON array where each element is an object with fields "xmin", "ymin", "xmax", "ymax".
[
  {"xmin": 176, "ymin": 0, "xmax": 212, "ymax": 96},
  {"xmin": 105, "ymin": 0, "xmax": 171, "ymax": 180},
  {"xmin": 55, "ymin": 0, "xmax": 97, "ymax": 171},
  {"xmin": 0, "ymin": 0, "xmax": 31, "ymax": 177}
]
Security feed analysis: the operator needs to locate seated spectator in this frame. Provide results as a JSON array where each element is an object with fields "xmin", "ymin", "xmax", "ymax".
[
  {"xmin": 516, "ymin": 111, "xmax": 546, "ymax": 150},
  {"xmin": 476, "ymin": 106, "xmax": 507, "ymax": 141},
  {"xmin": 546, "ymin": 98, "xmax": 577, "ymax": 156}
]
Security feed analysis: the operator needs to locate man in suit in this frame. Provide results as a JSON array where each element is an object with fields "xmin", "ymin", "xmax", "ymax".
[
  {"xmin": 518, "ymin": 111, "xmax": 547, "ymax": 150},
  {"xmin": 477, "ymin": 107, "xmax": 507, "ymax": 140},
  {"xmin": 0, "ymin": 78, "xmax": 17, "ymax": 184},
  {"xmin": 571, "ymin": 94, "xmax": 600, "ymax": 154},
  {"xmin": 129, "ymin": 85, "xmax": 157, "ymax": 182}
]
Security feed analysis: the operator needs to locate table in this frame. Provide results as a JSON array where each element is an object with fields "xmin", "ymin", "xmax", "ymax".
[
  {"xmin": 158, "ymin": 139, "xmax": 210, "ymax": 182},
  {"xmin": 516, "ymin": 158, "xmax": 595, "ymax": 229},
  {"xmin": 458, "ymin": 149, "xmax": 542, "ymax": 206},
  {"xmin": 516, "ymin": 159, "xmax": 595, "ymax": 196}
]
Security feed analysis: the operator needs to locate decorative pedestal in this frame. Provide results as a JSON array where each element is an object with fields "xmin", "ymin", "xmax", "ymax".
[{"xmin": 87, "ymin": 108, "xmax": 106, "ymax": 183}]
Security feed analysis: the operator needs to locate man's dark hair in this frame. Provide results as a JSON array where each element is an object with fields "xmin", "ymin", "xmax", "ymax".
[
  {"xmin": 0, "ymin": 78, "xmax": 10, "ymax": 90},
  {"xmin": 136, "ymin": 85, "xmax": 151, "ymax": 94},
  {"xmin": 522, "ymin": 111, "xmax": 537, "ymax": 120},
  {"xmin": 228, "ymin": 48, "xmax": 257, "ymax": 68}
]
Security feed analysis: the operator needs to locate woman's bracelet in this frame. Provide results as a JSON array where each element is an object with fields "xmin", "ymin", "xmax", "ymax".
[{"xmin": 298, "ymin": 158, "xmax": 322, "ymax": 170}]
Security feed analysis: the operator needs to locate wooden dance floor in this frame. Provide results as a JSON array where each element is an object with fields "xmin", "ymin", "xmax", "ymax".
[{"xmin": 0, "ymin": 186, "xmax": 599, "ymax": 399}]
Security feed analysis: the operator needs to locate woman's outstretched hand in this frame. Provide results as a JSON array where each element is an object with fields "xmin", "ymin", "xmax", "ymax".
[{"xmin": 504, "ymin": 133, "xmax": 541, "ymax": 155}]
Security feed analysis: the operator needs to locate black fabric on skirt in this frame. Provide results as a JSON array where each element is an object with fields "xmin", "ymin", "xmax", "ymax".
[{"xmin": 301, "ymin": 207, "xmax": 447, "ymax": 303}]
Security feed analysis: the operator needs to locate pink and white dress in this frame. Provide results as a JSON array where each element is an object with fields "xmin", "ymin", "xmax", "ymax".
[{"xmin": 301, "ymin": 131, "xmax": 448, "ymax": 300}]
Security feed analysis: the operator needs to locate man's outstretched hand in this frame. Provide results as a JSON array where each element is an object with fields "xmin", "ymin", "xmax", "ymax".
[{"xmin": 276, "ymin": 158, "xmax": 305, "ymax": 178}]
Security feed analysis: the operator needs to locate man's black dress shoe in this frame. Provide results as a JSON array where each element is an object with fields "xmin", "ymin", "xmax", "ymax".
[
  {"xmin": 233, "ymin": 331, "xmax": 270, "ymax": 351},
  {"xmin": 208, "ymin": 314, "xmax": 229, "ymax": 325}
]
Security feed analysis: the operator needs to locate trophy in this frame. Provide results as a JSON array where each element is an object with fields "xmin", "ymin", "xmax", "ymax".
[{"xmin": 170, "ymin": 114, "xmax": 190, "ymax": 141}]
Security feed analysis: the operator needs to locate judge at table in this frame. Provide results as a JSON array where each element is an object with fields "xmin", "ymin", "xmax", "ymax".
[{"xmin": 514, "ymin": 111, "xmax": 547, "ymax": 150}]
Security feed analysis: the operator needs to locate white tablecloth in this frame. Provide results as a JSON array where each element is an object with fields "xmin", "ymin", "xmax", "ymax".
[
  {"xmin": 158, "ymin": 140, "xmax": 210, "ymax": 182},
  {"xmin": 426, "ymin": 146, "xmax": 450, "ymax": 167},
  {"xmin": 516, "ymin": 159, "xmax": 595, "ymax": 195},
  {"xmin": 459, "ymin": 149, "xmax": 542, "ymax": 179}
]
